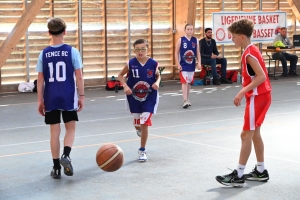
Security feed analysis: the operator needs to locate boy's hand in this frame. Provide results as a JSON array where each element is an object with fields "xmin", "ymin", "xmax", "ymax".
[
  {"xmin": 177, "ymin": 65, "xmax": 182, "ymax": 71},
  {"xmin": 124, "ymin": 85, "xmax": 132, "ymax": 95},
  {"xmin": 233, "ymin": 91, "xmax": 244, "ymax": 106},
  {"xmin": 77, "ymin": 96, "xmax": 84, "ymax": 112},
  {"xmin": 152, "ymin": 82, "xmax": 159, "ymax": 90},
  {"xmin": 197, "ymin": 64, "xmax": 202, "ymax": 70},
  {"xmin": 37, "ymin": 102, "xmax": 45, "ymax": 116}
]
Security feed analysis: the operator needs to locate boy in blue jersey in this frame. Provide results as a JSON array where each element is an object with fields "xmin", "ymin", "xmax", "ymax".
[
  {"xmin": 118, "ymin": 39, "xmax": 160, "ymax": 162},
  {"xmin": 175, "ymin": 24, "xmax": 201, "ymax": 108},
  {"xmin": 36, "ymin": 18, "xmax": 84, "ymax": 179}
]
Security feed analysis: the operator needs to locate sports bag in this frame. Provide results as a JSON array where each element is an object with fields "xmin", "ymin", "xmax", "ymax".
[{"xmin": 18, "ymin": 82, "xmax": 35, "ymax": 92}]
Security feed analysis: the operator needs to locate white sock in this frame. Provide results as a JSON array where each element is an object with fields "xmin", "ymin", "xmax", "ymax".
[
  {"xmin": 236, "ymin": 164, "xmax": 246, "ymax": 178},
  {"xmin": 256, "ymin": 162, "xmax": 265, "ymax": 173}
]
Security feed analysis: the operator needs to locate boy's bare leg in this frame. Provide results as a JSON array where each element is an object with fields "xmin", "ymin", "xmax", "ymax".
[
  {"xmin": 252, "ymin": 126, "xmax": 264, "ymax": 162},
  {"xmin": 64, "ymin": 121, "xmax": 76, "ymax": 147},
  {"xmin": 140, "ymin": 124, "xmax": 148, "ymax": 148},
  {"xmin": 50, "ymin": 124, "xmax": 61, "ymax": 158},
  {"xmin": 239, "ymin": 130, "xmax": 255, "ymax": 165},
  {"xmin": 181, "ymin": 83, "xmax": 188, "ymax": 101},
  {"xmin": 187, "ymin": 83, "xmax": 191, "ymax": 100},
  {"xmin": 60, "ymin": 120, "xmax": 75, "ymax": 176}
]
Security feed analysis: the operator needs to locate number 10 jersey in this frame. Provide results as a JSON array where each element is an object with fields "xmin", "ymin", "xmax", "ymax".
[{"xmin": 42, "ymin": 44, "xmax": 78, "ymax": 111}]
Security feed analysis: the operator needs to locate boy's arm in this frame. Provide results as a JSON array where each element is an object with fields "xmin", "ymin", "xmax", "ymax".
[
  {"xmin": 37, "ymin": 72, "xmax": 45, "ymax": 116},
  {"xmin": 196, "ymin": 38, "xmax": 201, "ymax": 70},
  {"xmin": 118, "ymin": 65, "xmax": 131, "ymax": 95},
  {"xmin": 152, "ymin": 64, "xmax": 161, "ymax": 90},
  {"xmin": 75, "ymin": 68, "xmax": 84, "ymax": 112},
  {"xmin": 234, "ymin": 55, "xmax": 266, "ymax": 106},
  {"xmin": 174, "ymin": 38, "xmax": 181, "ymax": 70}
]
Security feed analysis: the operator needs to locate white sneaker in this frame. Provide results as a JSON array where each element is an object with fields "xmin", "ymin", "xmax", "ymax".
[
  {"xmin": 136, "ymin": 129, "xmax": 142, "ymax": 137},
  {"xmin": 138, "ymin": 150, "xmax": 147, "ymax": 162},
  {"xmin": 182, "ymin": 100, "xmax": 189, "ymax": 108},
  {"xmin": 187, "ymin": 100, "xmax": 191, "ymax": 106}
]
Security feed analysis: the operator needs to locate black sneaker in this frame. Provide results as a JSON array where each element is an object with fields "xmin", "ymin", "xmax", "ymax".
[
  {"xmin": 221, "ymin": 78, "xmax": 233, "ymax": 84},
  {"xmin": 244, "ymin": 166, "xmax": 269, "ymax": 182},
  {"xmin": 60, "ymin": 155, "xmax": 74, "ymax": 176},
  {"xmin": 280, "ymin": 73, "xmax": 289, "ymax": 77},
  {"xmin": 215, "ymin": 169, "xmax": 245, "ymax": 187},
  {"xmin": 50, "ymin": 167, "xmax": 61, "ymax": 179},
  {"xmin": 288, "ymin": 71, "xmax": 298, "ymax": 76}
]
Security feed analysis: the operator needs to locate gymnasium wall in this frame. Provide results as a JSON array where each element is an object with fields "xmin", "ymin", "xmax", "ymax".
[{"xmin": 0, "ymin": 0, "xmax": 299, "ymax": 91}]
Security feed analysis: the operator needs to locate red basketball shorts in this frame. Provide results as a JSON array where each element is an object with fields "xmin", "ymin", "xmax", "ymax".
[
  {"xmin": 243, "ymin": 92, "xmax": 271, "ymax": 131},
  {"xmin": 132, "ymin": 112, "xmax": 153, "ymax": 126},
  {"xmin": 180, "ymin": 71, "xmax": 194, "ymax": 84}
]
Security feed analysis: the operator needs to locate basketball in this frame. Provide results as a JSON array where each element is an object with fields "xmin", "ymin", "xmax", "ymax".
[{"xmin": 96, "ymin": 143, "xmax": 124, "ymax": 172}]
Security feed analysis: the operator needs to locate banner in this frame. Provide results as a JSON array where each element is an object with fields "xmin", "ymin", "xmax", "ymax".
[{"xmin": 212, "ymin": 11, "xmax": 286, "ymax": 44}]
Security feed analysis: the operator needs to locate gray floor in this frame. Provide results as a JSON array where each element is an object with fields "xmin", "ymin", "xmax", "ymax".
[{"xmin": 0, "ymin": 76, "xmax": 300, "ymax": 200}]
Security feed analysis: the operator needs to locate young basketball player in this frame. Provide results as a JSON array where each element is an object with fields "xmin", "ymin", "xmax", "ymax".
[
  {"xmin": 215, "ymin": 19, "xmax": 272, "ymax": 187},
  {"xmin": 118, "ymin": 39, "xmax": 160, "ymax": 162},
  {"xmin": 174, "ymin": 24, "xmax": 201, "ymax": 108},
  {"xmin": 36, "ymin": 18, "xmax": 84, "ymax": 179}
]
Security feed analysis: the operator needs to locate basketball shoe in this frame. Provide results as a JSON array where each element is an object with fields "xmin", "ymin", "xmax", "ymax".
[
  {"xmin": 50, "ymin": 167, "xmax": 61, "ymax": 179},
  {"xmin": 60, "ymin": 155, "xmax": 74, "ymax": 176},
  {"xmin": 187, "ymin": 100, "xmax": 191, "ymax": 106},
  {"xmin": 244, "ymin": 165, "xmax": 269, "ymax": 182},
  {"xmin": 138, "ymin": 150, "xmax": 147, "ymax": 162},
  {"xmin": 183, "ymin": 100, "xmax": 189, "ymax": 108},
  {"xmin": 136, "ymin": 129, "xmax": 142, "ymax": 137},
  {"xmin": 215, "ymin": 169, "xmax": 245, "ymax": 187}
]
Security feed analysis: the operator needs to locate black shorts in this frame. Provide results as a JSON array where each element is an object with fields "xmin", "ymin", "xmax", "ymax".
[{"xmin": 45, "ymin": 110, "xmax": 78, "ymax": 125}]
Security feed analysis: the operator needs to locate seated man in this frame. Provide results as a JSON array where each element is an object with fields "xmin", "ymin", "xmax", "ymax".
[
  {"xmin": 272, "ymin": 27, "xmax": 298, "ymax": 76},
  {"xmin": 199, "ymin": 28, "xmax": 232, "ymax": 85}
]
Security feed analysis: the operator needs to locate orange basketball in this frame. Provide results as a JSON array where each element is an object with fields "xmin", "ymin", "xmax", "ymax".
[{"xmin": 96, "ymin": 144, "xmax": 124, "ymax": 172}]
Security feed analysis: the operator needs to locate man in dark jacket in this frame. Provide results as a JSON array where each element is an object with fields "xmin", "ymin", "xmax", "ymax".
[{"xmin": 200, "ymin": 28, "xmax": 232, "ymax": 85}]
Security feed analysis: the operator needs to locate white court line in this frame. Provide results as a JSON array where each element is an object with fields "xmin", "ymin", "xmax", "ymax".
[
  {"xmin": 1, "ymin": 110, "xmax": 300, "ymax": 148},
  {"xmin": 221, "ymin": 86, "xmax": 231, "ymax": 90},
  {"xmin": 106, "ymin": 96, "xmax": 115, "ymax": 98},
  {"xmin": 163, "ymin": 93, "xmax": 179, "ymax": 95},
  {"xmin": 150, "ymin": 134, "xmax": 300, "ymax": 164},
  {"xmin": 1, "ymin": 98, "xmax": 300, "ymax": 132}
]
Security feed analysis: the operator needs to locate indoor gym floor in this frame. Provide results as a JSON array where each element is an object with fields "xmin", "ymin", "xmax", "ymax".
[{"xmin": 0, "ymin": 76, "xmax": 299, "ymax": 200}]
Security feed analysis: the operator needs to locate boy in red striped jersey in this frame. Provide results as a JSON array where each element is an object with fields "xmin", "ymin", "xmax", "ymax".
[{"xmin": 215, "ymin": 19, "xmax": 272, "ymax": 188}]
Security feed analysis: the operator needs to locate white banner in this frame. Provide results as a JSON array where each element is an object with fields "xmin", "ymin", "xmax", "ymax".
[{"xmin": 212, "ymin": 11, "xmax": 286, "ymax": 44}]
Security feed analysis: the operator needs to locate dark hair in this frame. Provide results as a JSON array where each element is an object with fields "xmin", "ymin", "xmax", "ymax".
[
  {"xmin": 47, "ymin": 17, "xmax": 66, "ymax": 35},
  {"xmin": 205, "ymin": 28, "xmax": 212, "ymax": 33},
  {"xmin": 281, "ymin": 27, "xmax": 287, "ymax": 30},
  {"xmin": 185, "ymin": 24, "xmax": 193, "ymax": 29},
  {"xmin": 227, "ymin": 18, "xmax": 254, "ymax": 38},
  {"xmin": 133, "ymin": 39, "xmax": 149, "ymax": 48}
]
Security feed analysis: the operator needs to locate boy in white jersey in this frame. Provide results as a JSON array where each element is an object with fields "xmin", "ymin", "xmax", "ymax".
[
  {"xmin": 36, "ymin": 18, "xmax": 84, "ymax": 179},
  {"xmin": 175, "ymin": 24, "xmax": 201, "ymax": 108},
  {"xmin": 215, "ymin": 19, "xmax": 272, "ymax": 187}
]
